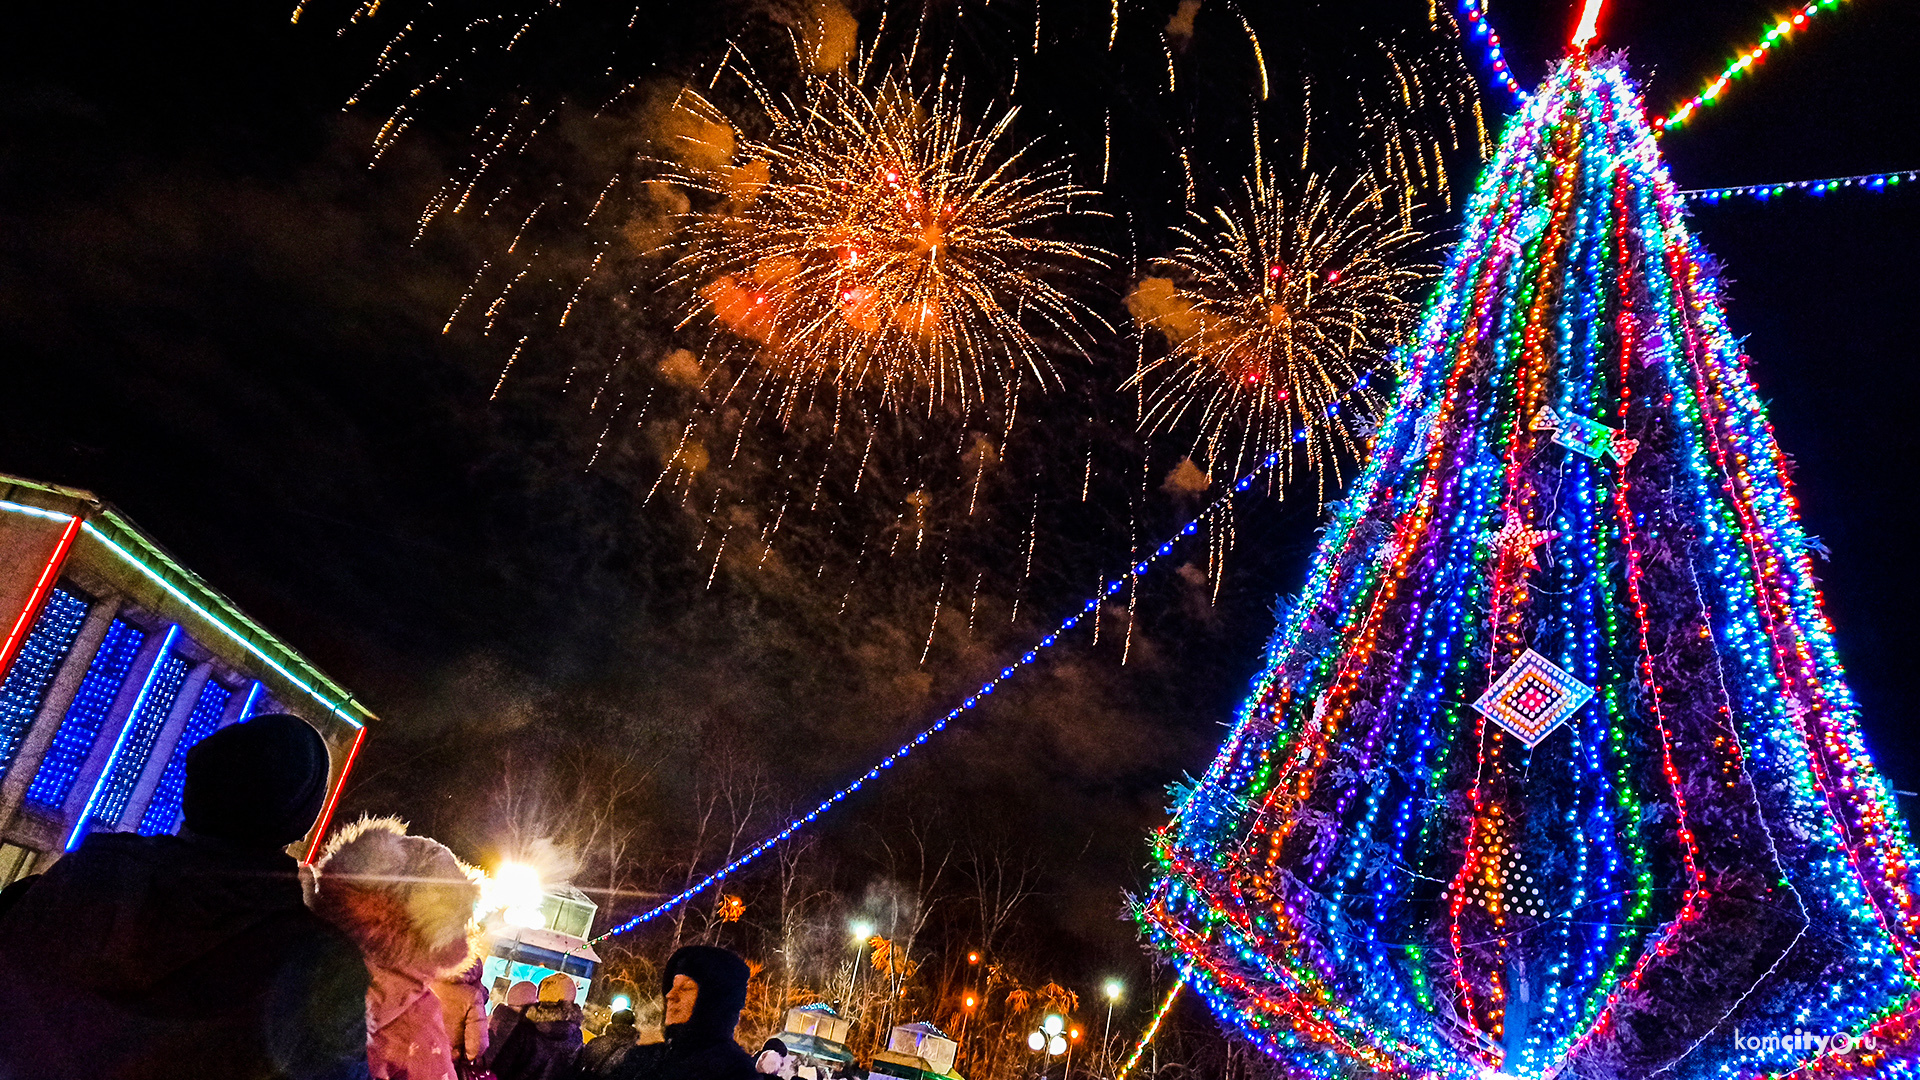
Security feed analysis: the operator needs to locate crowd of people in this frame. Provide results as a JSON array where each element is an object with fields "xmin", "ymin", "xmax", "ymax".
[{"xmin": 0, "ymin": 715, "xmax": 767, "ymax": 1080}]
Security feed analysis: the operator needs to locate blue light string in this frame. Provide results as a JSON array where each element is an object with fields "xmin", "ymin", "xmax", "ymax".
[
  {"xmin": 69, "ymin": 624, "xmax": 181, "ymax": 849},
  {"xmin": 1457, "ymin": 1, "xmax": 1527, "ymax": 106},
  {"xmin": 0, "ymin": 586, "xmax": 91, "ymax": 776},
  {"xmin": 1681, "ymin": 168, "xmax": 1917, "ymax": 204},
  {"xmin": 235, "ymin": 680, "xmax": 265, "ymax": 722},
  {"xmin": 136, "ymin": 679, "xmax": 234, "ymax": 835},
  {"xmin": 589, "ymin": 450, "xmax": 1288, "ymax": 945},
  {"xmin": 26, "ymin": 619, "xmax": 148, "ymax": 811}
]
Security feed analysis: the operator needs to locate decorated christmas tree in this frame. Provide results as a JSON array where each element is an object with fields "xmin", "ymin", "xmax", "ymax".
[{"xmin": 1142, "ymin": 47, "xmax": 1920, "ymax": 1080}]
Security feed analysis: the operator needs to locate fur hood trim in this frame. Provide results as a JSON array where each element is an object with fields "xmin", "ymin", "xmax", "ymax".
[
  {"xmin": 523, "ymin": 1000, "xmax": 583, "ymax": 1026},
  {"xmin": 308, "ymin": 816, "xmax": 483, "ymax": 980}
]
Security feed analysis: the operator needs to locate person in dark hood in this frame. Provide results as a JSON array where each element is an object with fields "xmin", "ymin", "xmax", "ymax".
[
  {"xmin": 0, "ymin": 714, "xmax": 369, "ymax": 1080},
  {"xmin": 608, "ymin": 945, "xmax": 755, "ymax": 1080},
  {"xmin": 573, "ymin": 1007, "xmax": 640, "ymax": 1077}
]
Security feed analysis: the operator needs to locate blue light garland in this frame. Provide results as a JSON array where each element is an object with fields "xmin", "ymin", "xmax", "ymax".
[
  {"xmin": 588, "ymin": 450, "xmax": 1287, "ymax": 945},
  {"xmin": 0, "ymin": 586, "xmax": 90, "ymax": 775},
  {"xmin": 70, "ymin": 624, "xmax": 183, "ymax": 847},
  {"xmin": 1681, "ymin": 168, "xmax": 1918, "ymax": 203},
  {"xmin": 136, "ymin": 678, "xmax": 234, "ymax": 835},
  {"xmin": 1457, "ymin": 1, "xmax": 1527, "ymax": 106},
  {"xmin": 26, "ymin": 618, "xmax": 147, "ymax": 811}
]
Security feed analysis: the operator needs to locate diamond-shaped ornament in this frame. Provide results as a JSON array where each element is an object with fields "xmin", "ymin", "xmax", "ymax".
[{"xmin": 1473, "ymin": 649, "xmax": 1594, "ymax": 748}]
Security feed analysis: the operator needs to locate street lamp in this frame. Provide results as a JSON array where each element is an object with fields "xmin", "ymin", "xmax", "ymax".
[
  {"xmin": 1028, "ymin": 1016, "xmax": 1069, "ymax": 1077},
  {"xmin": 1101, "ymin": 980, "xmax": 1124, "ymax": 1078},
  {"xmin": 848, "ymin": 919, "xmax": 877, "ymax": 1031}
]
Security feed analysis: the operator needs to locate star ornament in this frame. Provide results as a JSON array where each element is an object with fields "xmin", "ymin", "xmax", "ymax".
[{"xmin": 1489, "ymin": 515, "xmax": 1560, "ymax": 570}]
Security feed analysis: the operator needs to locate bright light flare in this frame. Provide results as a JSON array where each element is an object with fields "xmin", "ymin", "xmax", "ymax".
[
  {"xmin": 1571, "ymin": 0, "xmax": 1608, "ymax": 52},
  {"xmin": 480, "ymin": 861, "xmax": 546, "ymax": 927}
]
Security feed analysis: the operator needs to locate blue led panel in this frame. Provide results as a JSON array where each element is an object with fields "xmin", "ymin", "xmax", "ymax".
[
  {"xmin": 25, "ymin": 619, "xmax": 146, "ymax": 810},
  {"xmin": 85, "ymin": 650, "xmax": 191, "ymax": 833},
  {"xmin": 0, "ymin": 586, "xmax": 90, "ymax": 776},
  {"xmin": 136, "ymin": 678, "xmax": 233, "ymax": 836}
]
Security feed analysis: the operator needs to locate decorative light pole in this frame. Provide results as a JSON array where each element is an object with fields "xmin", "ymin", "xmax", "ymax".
[
  {"xmin": 1100, "ymin": 980, "xmax": 1124, "ymax": 1078},
  {"xmin": 847, "ymin": 918, "xmax": 876, "ymax": 1037},
  {"xmin": 1027, "ymin": 1014, "xmax": 1068, "ymax": 1079}
]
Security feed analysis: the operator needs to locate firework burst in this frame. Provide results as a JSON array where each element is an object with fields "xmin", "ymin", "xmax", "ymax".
[
  {"xmin": 661, "ymin": 56, "xmax": 1109, "ymax": 424},
  {"xmin": 1126, "ymin": 172, "xmax": 1425, "ymax": 498}
]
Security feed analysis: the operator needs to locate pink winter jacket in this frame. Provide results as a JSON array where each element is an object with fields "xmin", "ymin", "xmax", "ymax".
[
  {"xmin": 368, "ymin": 964, "xmax": 460, "ymax": 1079},
  {"xmin": 308, "ymin": 818, "xmax": 483, "ymax": 1080},
  {"xmin": 432, "ymin": 971, "xmax": 490, "ymax": 1063}
]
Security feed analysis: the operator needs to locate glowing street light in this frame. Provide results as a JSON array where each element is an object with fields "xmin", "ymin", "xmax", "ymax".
[
  {"xmin": 483, "ymin": 861, "xmax": 545, "ymax": 928},
  {"xmin": 610, "ymin": 994, "xmax": 633, "ymax": 1013},
  {"xmin": 1101, "ymin": 979, "xmax": 1125, "ymax": 1077},
  {"xmin": 1042, "ymin": 1015, "xmax": 1065, "ymax": 1037},
  {"xmin": 1028, "ymin": 1031, "xmax": 1047, "ymax": 1052},
  {"xmin": 849, "ymin": 918, "xmax": 876, "ymax": 943}
]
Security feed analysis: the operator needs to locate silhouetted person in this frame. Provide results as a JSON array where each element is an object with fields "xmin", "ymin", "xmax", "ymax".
[
  {"xmin": 575, "ymin": 1008, "xmax": 639, "ymax": 1077},
  {"xmin": 609, "ymin": 945, "xmax": 755, "ymax": 1080},
  {"xmin": 0, "ymin": 714, "xmax": 369, "ymax": 1080}
]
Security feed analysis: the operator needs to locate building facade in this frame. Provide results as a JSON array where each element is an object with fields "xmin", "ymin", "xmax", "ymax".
[{"xmin": 0, "ymin": 473, "xmax": 372, "ymax": 885}]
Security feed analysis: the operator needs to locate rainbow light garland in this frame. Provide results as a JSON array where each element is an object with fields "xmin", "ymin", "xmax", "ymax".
[
  {"xmin": 1143, "ymin": 55, "xmax": 1920, "ymax": 1080},
  {"xmin": 1682, "ymin": 168, "xmax": 1917, "ymax": 204},
  {"xmin": 1115, "ymin": 978, "xmax": 1185, "ymax": 1080},
  {"xmin": 1456, "ymin": 1, "xmax": 1527, "ymax": 105},
  {"xmin": 588, "ymin": 451, "xmax": 1286, "ymax": 945},
  {"xmin": 1659, "ymin": 1, "xmax": 1852, "ymax": 131}
]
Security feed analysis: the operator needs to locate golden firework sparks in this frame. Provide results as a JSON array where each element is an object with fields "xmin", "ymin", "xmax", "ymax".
[
  {"xmin": 659, "ymin": 55, "xmax": 1109, "ymax": 425},
  {"xmin": 1126, "ymin": 172, "xmax": 1425, "ymax": 500}
]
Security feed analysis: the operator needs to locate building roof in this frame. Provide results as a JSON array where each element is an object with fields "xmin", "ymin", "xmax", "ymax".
[{"xmin": 0, "ymin": 472, "xmax": 376, "ymax": 729}]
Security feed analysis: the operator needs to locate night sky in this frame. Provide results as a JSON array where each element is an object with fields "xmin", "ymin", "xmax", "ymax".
[{"xmin": 3, "ymin": 0, "xmax": 1917, "ymax": 993}]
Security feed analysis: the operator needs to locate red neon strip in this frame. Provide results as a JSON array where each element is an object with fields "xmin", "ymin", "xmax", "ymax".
[
  {"xmin": 304, "ymin": 723, "xmax": 366, "ymax": 863},
  {"xmin": 0, "ymin": 514, "xmax": 83, "ymax": 678}
]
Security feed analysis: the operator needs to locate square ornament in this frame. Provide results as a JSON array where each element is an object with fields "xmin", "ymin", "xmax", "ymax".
[{"xmin": 1473, "ymin": 649, "xmax": 1594, "ymax": 748}]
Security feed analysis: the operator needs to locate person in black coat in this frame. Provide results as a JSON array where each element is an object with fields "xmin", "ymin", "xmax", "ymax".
[
  {"xmin": 0, "ymin": 714, "xmax": 370, "ymax": 1080},
  {"xmin": 574, "ymin": 1008, "xmax": 641, "ymax": 1077},
  {"xmin": 609, "ymin": 945, "xmax": 755, "ymax": 1080}
]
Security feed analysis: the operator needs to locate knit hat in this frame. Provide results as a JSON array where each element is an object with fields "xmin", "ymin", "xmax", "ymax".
[{"xmin": 183, "ymin": 714, "xmax": 331, "ymax": 848}]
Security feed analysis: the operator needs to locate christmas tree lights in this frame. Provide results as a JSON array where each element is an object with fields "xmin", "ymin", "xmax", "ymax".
[{"xmin": 1143, "ymin": 54, "xmax": 1920, "ymax": 1079}]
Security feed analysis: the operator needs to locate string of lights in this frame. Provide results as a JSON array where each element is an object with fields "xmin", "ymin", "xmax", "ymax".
[
  {"xmin": 1455, "ymin": 1, "xmax": 1527, "ymax": 105},
  {"xmin": 1114, "ymin": 978, "xmax": 1184, "ymax": 1080},
  {"xmin": 1680, "ymin": 167, "xmax": 1915, "ymax": 203},
  {"xmin": 588, "ymin": 450, "xmax": 1290, "ymax": 945},
  {"xmin": 1658, "ymin": 0, "xmax": 1852, "ymax": 131}
]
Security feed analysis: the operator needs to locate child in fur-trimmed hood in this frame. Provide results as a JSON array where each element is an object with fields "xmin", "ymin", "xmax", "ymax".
[{"xmin": 308, "ymin": 816, "xmax": 484, "ymax": 1080}]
